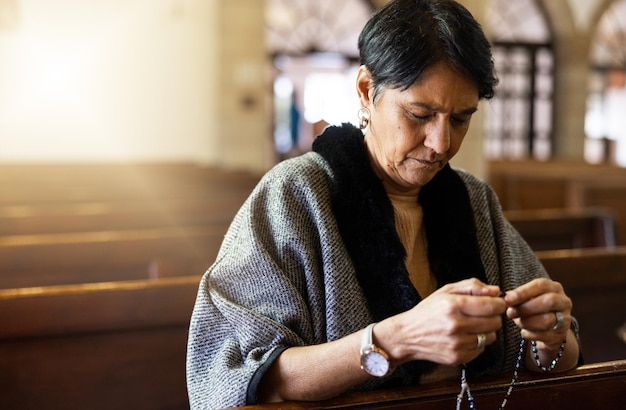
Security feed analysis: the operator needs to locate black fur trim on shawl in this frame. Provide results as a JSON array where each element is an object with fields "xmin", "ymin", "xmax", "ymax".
[{"xmin": 312, "ymin": 123, "xmax": 500, "ymax": 385}]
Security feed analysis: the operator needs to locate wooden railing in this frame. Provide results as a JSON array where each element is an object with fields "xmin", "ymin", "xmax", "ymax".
[{"xmin": 230, "ymin": 360, "xmax": 626, "ymax": 410}]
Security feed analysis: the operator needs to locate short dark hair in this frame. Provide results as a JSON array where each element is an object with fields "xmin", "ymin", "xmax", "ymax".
[{"xmin": 358, "ymin": 0, "xmax": 498, "ymax": 102}]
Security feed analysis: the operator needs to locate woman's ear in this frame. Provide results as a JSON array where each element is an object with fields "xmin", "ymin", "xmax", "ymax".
[{"xmin": 356, "ymin": 65, "xmax": 374, "ymax": 107}]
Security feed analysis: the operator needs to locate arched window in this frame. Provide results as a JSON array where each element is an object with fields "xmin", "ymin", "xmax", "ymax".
[
  {"xmin": 265, "ymin": 0, "xmax": 373, "ymax": 159},
  {"xmin": 484, "ymin": 0, "xmax": 554, "ymax": 160},
  {"xmin": 585, "ymin": 0, "xmax": 626, "ymax": 166}
]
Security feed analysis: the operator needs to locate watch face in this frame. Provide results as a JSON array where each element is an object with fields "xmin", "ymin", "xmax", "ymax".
[{"xmin": 361, "ymin": 350, "xmax": 390, "ymax": 377}]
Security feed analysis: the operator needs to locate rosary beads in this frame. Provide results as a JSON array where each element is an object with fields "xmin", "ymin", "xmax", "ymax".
[
  {"xmin": 531, "ymin": 340, "xmax": 566, "ymax": 372},
  {"xmin": 455, "ymin": 337, "xmax": 567, "ymax": 410}
]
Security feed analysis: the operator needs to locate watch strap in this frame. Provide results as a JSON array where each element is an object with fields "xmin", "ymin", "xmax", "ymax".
[{"xmin": 361, "ymin": 323, "xmax": 377, "ymax": 352}]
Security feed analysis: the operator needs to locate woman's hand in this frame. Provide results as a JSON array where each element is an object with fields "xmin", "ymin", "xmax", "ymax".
[
  {"xmin": 377, "ymin": 278, "xmax": 508, "ymax": 367},
  {"xmin": 504, "ymin": 278, "xmax": 571, "ymax": 347},
  {"xmin": 504, "ymin": 278, "xmax": 580, "ymax": 371}
]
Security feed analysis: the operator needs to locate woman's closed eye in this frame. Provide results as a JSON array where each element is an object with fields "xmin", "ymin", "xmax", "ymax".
[
  {"xmin": 409, "ymin": 111, "xmax": 471, "ymax": 127},
  {"xmin": 451, "ymin": 115, "xmax": 472, "ymax": 126},
  {"xmin": 407, "ymin": 110, "xmax": 434, "ymax": 122}
]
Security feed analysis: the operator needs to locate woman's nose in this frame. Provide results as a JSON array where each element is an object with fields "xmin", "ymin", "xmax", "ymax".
[{"xmin": 424, "ymin": 119, "xmax": 451, "ymax": 154}]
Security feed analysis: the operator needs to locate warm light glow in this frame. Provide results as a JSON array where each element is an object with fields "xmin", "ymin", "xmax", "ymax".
[
  {"xmin": 0, "ymin": 0, "xmax": 216, "ymax": 162},
  {"xmin": 3, "ymin": 33, "xmax": 92, "ymax": 123},
  {"xmin": 303, "ymin": 69, "xmax": 359, "ymax": 126}
]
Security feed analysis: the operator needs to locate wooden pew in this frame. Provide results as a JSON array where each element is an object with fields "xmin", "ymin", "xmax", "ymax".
[
  {"xmin": 488, "ymin": 159, "xmax": 626, "ymax": 246},
  {"xmin": 2, "ymin": 255, "xmax": 623, "ymax": 410},
  {"xmin": 0, "ymin": 276, "xmax": 201, "ymax": 410},
  {"xmin": 1, "ymin": 226, "xmax": 623, "ymax": 409},
  {"xmin": 0, "ymin": 163, "xmax": 259, "ymax": 290},
  {"xmin": 487, "ymin": 159, "xmax": 626, "ymax": 211},
  {"xmin": 0, "ymin": 226, "xmax": 224, "ymax": 288},
  {"xmin": 230, "ymin": 360, "xmax": 626, "ymax": 409},
  {"xmin": 536, "ymin": 246, "xmax": 626, "ymax": 363},
  {"xmin": 568, "ymin": 179, "xmax": 626, "ymax": 247},
  {"xmin": 0, "ymin": 196, "xmax": 247, "ymax": 235},
  {"xmin": 505, "ymin": 207, "xmax": 617, "ymax": 251}
]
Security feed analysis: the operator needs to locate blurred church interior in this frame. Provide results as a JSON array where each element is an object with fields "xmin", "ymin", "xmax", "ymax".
[
  {"xmin": 1, "ymin": 1, "xmax": 625, "ymax": 409},
  {"xmin": 0, "ymin": 0, "xmax": 624, "ymax": 175}
]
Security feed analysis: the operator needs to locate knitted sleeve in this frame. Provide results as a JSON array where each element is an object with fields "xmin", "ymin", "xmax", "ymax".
[{"xmin": 185, "ymin": 153, "xmax": 370, "ymax": 408}]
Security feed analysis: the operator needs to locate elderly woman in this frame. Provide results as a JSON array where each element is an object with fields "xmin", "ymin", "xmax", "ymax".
[{"xmin": 186, "ymin": 0, "xmax": 581, "ymax": 408}]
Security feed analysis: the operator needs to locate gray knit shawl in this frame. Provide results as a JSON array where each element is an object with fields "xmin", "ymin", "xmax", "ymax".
[{"xmin": 186, "ymin": 124, "xmax": 548, "ymax": 409}]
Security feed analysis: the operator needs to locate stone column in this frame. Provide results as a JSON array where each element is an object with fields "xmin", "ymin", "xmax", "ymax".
[
  {"xmin": 215, "ymin": 0, "xmax": 273, "ymax": 172},
  {"xmin": 551, "ymin": 34, "xmax": 590, "ymax": 160},
  {"xmin": 541, "ymin": 0, "xmax": 595, "ymax": 161}
]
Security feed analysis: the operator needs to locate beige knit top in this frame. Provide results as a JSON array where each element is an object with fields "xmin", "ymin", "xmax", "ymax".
[
  {"xmin": 389, "ymin": 193, "xmax": 460, "ymax": 383},
  {"xmin": 388, "ymin": 193, "xmax": 436, "ymax": 297}
]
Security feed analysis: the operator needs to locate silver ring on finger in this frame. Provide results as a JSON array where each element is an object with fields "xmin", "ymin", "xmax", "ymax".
[
  {"xmin": 552, "ymin": 311, "xmax": 564, "ymax": 330},
  {"xmin": 476, "ymin": 333, "xmax": 487, "ymax": 349}
]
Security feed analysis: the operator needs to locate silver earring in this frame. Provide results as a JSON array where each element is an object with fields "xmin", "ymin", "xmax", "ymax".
[{"xmin": 358, "ymin": 107, "xmax": 370, "ymax": 130}]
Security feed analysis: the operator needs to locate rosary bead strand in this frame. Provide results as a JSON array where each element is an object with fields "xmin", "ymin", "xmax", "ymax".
[
  {"xmin": 498, "ymin": 338, "xmax": 526, "ymax": 410},
  {"xmin": 531, "ymin": 340, "xmax": 566, "ymax": 372},
  {"xmin": 456, "ymin": 336, "xmax": 567, "ymax": 409},
  {"xmin": 456, "ymin": 337, "xmax": 526, "ymax": 410}
]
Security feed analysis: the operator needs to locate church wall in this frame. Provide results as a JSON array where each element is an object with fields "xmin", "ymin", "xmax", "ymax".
[{"xmin": 0, "ymin": 0, "xmax": 272, "ymax": 173}]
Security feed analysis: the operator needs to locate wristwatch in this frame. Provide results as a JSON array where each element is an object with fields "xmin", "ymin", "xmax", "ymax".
[{"xmin": 360, "ymin": 323, "xmax": 392, "ymax": 377}]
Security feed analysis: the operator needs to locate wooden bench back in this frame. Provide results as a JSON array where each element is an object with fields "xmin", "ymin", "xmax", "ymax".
[
  {"xmin": 0, "ymin": 226, "xmax": 224, "ymax": 288},
  {"xmin": 505, "ymin": 207, "xmax": 617, "ymax": 250},
  {"xmin": 0, "ymin": 276, "xmax": 201, "ymax": 410},
  {"xmin": 0, "ymin": 196, "xmax": 248, "ymax": 235},
  {"xmin": 0, "ymin": 163, "xmax": 257, "ymax": 288},
  {"xmin": 488, "ymin": 160, "xmax": 626, "ymax": 246},
  {"xmin": 537, "ymin": 246, "xmax": 626, "ymax": 363}
]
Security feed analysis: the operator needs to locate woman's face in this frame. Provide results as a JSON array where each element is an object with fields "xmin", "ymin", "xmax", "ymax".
[{"xmin": 357, "ymin": 61, "xmax": 479, "ymax": 196}]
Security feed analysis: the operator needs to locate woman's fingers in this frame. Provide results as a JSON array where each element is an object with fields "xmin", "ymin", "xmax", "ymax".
[
  {"xmin": 504, "ymin": 278, "xmax": 564, "ymax": 308},
  {"xmin": 438, "ymin": 278, "xmax": 501, "ymax": 297}
]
